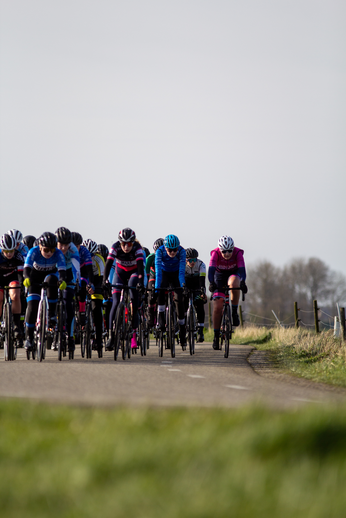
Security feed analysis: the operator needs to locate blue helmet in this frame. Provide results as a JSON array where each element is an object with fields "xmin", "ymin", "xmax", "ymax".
[{"xmin": 164, "ymin": 234, "xmax": 180, "ymax": 249}]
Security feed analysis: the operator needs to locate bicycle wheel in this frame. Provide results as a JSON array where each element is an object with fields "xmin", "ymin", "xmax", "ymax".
[
  {"xmin": 138, "ymin": 311, "xmax": 144, "ymax": 356},
  {"xmin": 4, "ymin": 304, "xmax": 13, "ymax": 361},
  {"xmin": 159, "ymin": 330, "xmax": 164, "ymax": 357},
  {"xmin": 114, "ymin": 303, "xmax": 125, "ymax": 361},
  {"xmin": 188, "ymin": 307, "xmax": 195, "ymax": 356},
  {"xmin": 57, "ymin": 301, "xmax": 65, "ymax": 361},
  {"xmin": 224, "ymin": 307, "xmax": 231, "ymax": 359},
  {"xmin": 36, "ymin": 300, "xmax": 47, "ymax": 362},
  {"xmin": 80, "ymin": 329, "xmax": 86, "ymax": 358},
  {"xmin": 85, "ymin": 303, "xmax": 92, "ymax": 359},
  {"xmin": 168, "ymin": 298, "xmax": 175, "ymax": 358}
]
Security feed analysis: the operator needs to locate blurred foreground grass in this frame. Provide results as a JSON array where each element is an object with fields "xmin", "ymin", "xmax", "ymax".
[
  {"xmin": 1, "ymin": 399, "xmax": 346, "ymax": 518},
  {"xmin": 205, "ymin": 326, "xmax": 346, "ymax": 388}
]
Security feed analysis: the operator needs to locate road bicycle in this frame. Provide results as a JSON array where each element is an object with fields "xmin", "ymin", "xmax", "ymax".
[
  {"xmin": 212, "ymin": 287, "xmax": 245, "ymax": 358},
  {"xmin": 156, "ymin": 287, "xmax": 180, "ymax": 358},
  {"xmin": 112, "ymin": 284, "xmax": 137, "ymax": 361},
  {"xmin": 0, "ymin": 285, "xmax": 22, "ymax": 361},
  {"xmin": 33, "ymin": 281, "xmax": 50, "ymax": 362},
  {"xmin": 80, "ymin": 293, "xmax": 103, "ymax": 359},
  {"xmin": 51, "ymin": 287, "xmax": 70, "ymax": 360},
  {"xmin": 185, "ymin": 288, "xmax": 203, "ymax": 356},
  {"xmin": 133, "ymin": 288, "xmax": 150, "ymax": 356}
]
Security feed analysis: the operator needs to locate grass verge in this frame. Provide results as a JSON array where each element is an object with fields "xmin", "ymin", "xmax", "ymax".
[
  {"xmin": 1, "ymin": 399, "xmax": 346, "ymax": 518},
  {"xmin": 204, "ymin": 325, "xmax": 346, "ymax": 388}
]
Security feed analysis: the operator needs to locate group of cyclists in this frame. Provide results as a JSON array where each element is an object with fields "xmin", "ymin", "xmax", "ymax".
[{"xmin": 0, "ymin": 226, "xmax": 247, "ymax": 356}]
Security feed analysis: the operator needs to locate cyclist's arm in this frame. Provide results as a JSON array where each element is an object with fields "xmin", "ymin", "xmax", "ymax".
[
  {"xmin": 199, "ymin": 261, "xmax": 206, "ymax": 289},
  {"xmin": 178, "ymin": 247, "xmax": 186, "ymax": 287}
]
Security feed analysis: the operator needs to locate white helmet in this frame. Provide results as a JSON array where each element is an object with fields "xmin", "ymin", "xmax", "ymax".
[
  {"xmin": 1, "ymin": 233, "xmax": 17, "ymax": 251},
  {"xmin": 7, "ymin": 229, "xmax": 22, "ymax": 244},
  {"xmin": 218, "ymin": 235, "xmax": 234, "ymax": 252}
]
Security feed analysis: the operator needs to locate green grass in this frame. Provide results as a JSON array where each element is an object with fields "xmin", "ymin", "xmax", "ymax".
[
  {"xmin": 1, "ymin": 399, "xmax": 346, "ymax": 518},
  {"xmin": 212, "ymin": 325, "xmax": 346, "ymax": 388}
]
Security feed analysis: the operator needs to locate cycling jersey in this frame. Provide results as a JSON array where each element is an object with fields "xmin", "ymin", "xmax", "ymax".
[
  {"xmin": 60, "ymin": 243, "xmax": 80, "ymax": 286},
  {"xmin": 208, "ymin": 247, "xmax": 246, "ymax": 282},
  {"xmin": 155, "ymin": 245, "xmax": 186, "ymax": 289},
  {"xmin": 185, "ymin": 259, "xmax": 206, "ymax": 289},
  {"xmin": 17, "ymin": 242, "xmax": 29, "ymax": 258},
  {"xmin": 0, "ymin": 250, "xmax": 24, "ymax": 284},
  {"xmin": 104, "ymin": 241, "xmax": 144, "ymax": 281},
  {"xmin": 24, "ymin": 246, "xmax": 66, "ymax": 276}
]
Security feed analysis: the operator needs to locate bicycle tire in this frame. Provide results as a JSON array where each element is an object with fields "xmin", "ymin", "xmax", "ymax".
[
  {"xmin": 224, "ymin": 307, "xmax": 231, "ymax": 358},
  {"xmin": 37, "ymin": 300, "xmax": 47, "ymax": 362},
  {"xmin": 114, "ymin": 303, "xmax": 124, "ymax": 361},
  {"xmin": 127, "ymin": 329, "xmax": 131, "ymax": 359},
  {"xmin": 160, "ymin": 331, "xmax": 164, "ymax": 357},
  {"xmin": 168, "ymin": 298, "xmax": 175, "ymax": 358},
  {"xmin": 4, "ymin": 304, "xmax": 13, "ymax": 361},
  {"xmin": 188, "ymin": 307, "xmax": 195, "ymax": 356},
  {"xmin": 80, "ymin": 330, "xmax": 86, "ymax": 358},
  {"xmin": 85, "ymin": 303, "xmax": 92, "ymax": 359},
  {"xmin": 57, "ymin": 301, "xmax": 64, "ymax": 361}
]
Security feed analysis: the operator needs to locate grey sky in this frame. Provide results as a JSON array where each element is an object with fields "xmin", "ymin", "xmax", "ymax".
[{"xmin": 1, "ymin": 0, "xmax": 345, "ymax": 277}]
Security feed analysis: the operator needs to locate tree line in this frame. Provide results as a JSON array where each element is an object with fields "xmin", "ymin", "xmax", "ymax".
[{"xmin": 243, "ymin": 258, "xmax": 346, "ymax": 328}]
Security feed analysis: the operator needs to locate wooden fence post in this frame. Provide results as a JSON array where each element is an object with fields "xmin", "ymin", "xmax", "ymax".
[
  {"xmin": 239, "ymin": 305, "xmax": 243, "ymax": 328},
  {"xmin": 294, "ymin": 302, "xmax": 300, "ymax": 329},
  {"xmin": 340, "ymin": 307, "xmax": 345, "ymax": 342},
  {"xmin": 313, "ymin": 300, "xmax": 320, "ymax": 333}
]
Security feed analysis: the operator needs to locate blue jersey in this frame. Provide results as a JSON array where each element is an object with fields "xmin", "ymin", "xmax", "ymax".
[
  {"xmin": 62, "ymin": 243, "xmax": 80, "ymax": 285},
  {"xmin": 25, "ymin": 246, "xmax": 66, "ymax": 274},
  {"xmin": 155, "ymin": 245, "xmax": 186, "ymax": 289},
  {"xmin": 18, "ymin": 242, "xmax": 29, "ymax": 258}
]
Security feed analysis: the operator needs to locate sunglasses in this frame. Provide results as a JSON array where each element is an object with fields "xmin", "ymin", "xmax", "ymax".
[
  {"xmin": 167, "ymin": 247, "xmax": 178, "ymax": 253},
  {"xmin": 187, "ymin": 258, "xmax": 197, "ymax": 262},
  {"xmin": 221, "ymin": 249, "xmax": 233, "ymax": 254},
  {"xmin": 3, "ymin": 249, "xmax": 15, "ymax": 254},
  {"xmin": 42, "ymin": 247, "xmax": 56, "ymax": 254}
]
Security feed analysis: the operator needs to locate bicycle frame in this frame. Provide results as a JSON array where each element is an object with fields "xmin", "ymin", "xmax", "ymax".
[
  {"xmin": 1, "ymin": 285, "xmax": 21, "ymax": 361},
  {"xmin": 186, "ymin": 288, "xmax": 201, "ymax": 356},
  {"xmin": 112, "ymin": 284, "xmax": 135, "ymax": 361},
  {"xmin": 156, "ymin": 287, "xmax": 180, "ymax": 358}
]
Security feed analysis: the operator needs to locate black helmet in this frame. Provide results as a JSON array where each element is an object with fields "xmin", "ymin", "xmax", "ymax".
[
  {"xmin": 23, "ymin": 235, "xmax": 36, "ymax": 249},
  {"xmin": 186, "ymin": 248, "xmax": 199, "ymax": 259},
  {"xmin": 143, "ymin": 247, "xmax": 150, "ymax": 258},
  {"xmin": 39, "ymin": 232, "xmax": 57, "ymax": 248},
  {"xmin": 118, "ymin": 228, "xmax": 136, "ymax": 243},
  {"xmin": 71, "ymin": 232, "xmax": 83, "ymax": 246},
  {"xmin": 97, "ymin": 244, "xmax": 109, "ymax": 261},
  {"xmin": 55, "ymin": 227, "xmax": 71, "ymax": 244},
  {"xmin": 153, "ymin": 238, "xmax": 164, "ymax": 252}
]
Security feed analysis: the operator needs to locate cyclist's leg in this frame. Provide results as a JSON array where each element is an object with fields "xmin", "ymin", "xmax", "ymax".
[
  {"xmin": 46, "ymin": 274, "xmax": 59, "ymax": 327},
  {"xmin": 91, "ymin": 296, "xmax": 103, "ymax": 349},
  {"xmin": 64, "ymin": 286, "xmax": 75, "ymax": 350},
  {"xmin": 129, "ymin": 273, "xmax": 139, "ymax": 348},
  {"xmin": 106, "ymin": 267, "xmax": 125, "ymax": 350},
  {"xmin": 24, "ymin": 283, "xmax": 41, "ymax": 349},
  {"xmin": 228, "ymin": 274, "xmax": 241, "ymax": 326},
  {"xmin": 157, "ymin": 271, "xmax": 170, "ymax": 330},
  {"xmin": 212, "ymin": 272, "xmax": 228, "ymax": 349},
  {"xmin": 172, "ymin": 272, "xmax": 186, "ymax": 347},
  {"xmin": 147, "ymin": 276, "xmax": 157, "ymax": 327},
  {"xmin": 195, "ymin": 298, "xmax": 205, "ymax": 342},
  {"xmin": 8, "ymin": 278, "xmax": 22, "ymax": 338}
]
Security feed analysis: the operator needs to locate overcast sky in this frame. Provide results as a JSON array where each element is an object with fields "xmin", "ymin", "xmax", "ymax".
[{"xmin": 1, "ymin": 0, "xmax": 345, "ymax": 277}]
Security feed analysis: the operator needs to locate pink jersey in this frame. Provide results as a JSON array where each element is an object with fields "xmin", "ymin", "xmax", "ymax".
[{"xmin": 209, "ymin": 247, "xmax": 245, "ymax": 272}]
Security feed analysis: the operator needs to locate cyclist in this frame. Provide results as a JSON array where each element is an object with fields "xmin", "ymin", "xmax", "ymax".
[
  {"xmin": 23, "ymin": 235, "xmax": 36, "ymax": 250},
  {"xmin": 208, "ymin": 235, "xmax": 247, "ymax": 350},
  {"xmin": 56, "ymin": 227, "xmax": 81, "ymax": 352},
  {"xmin": 0, "ymin": 233, "xmax": 25, "ymax": 339},
  {"xmin": 155, "ymin": 234, "xmax": 186, "ymax": 348},
  {"xmin": 184, "ymin": 247, "xmax": 207, "ymax": 343},
  {"xmin": 97, "ymin": 244, "xmax": 109, "ymax": 263},
  {"xmin": 146, "ymin": 238, "xmax": 164, "ymax": 328},
  {"xmin": 71, "ymin": 232, "xmax": 93, "ymax": 326},
  {"xmin": 103, "ymin": 228, "xmax": 144, "ymax": 351},
  {"xmin": 23, "ymin": 232, "xmax": 67, "ymax": 351},
  {"xmin": 82, "ymin": 239, "xmax": 105, "ymax": 353}
]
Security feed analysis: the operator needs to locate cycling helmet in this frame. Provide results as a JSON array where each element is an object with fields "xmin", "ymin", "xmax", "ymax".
[
  {"xmin": 118, "ymin": 227, "xmax": 136, "ymax": 243},
  {"xmin": 39, "ymin": 232, "xmax": 57, "ymax": 248},
  {"xmin": 97, "ymin": 244, "xmax": 109, "ymax": 261},
  {"xmin": 218, "ymin": 235, "xmax": 234, "ymax": 252},
  {"xmin": 153, "ymin": 238, "xmax": 164, "ymax": 252},
  {"xmin": 164, "ymin": 234, "xmax": 180, "ymax": 249},
  {"xmin": 55, "ymin": 227, "xmax": 71, "ymax": 244},
  {"xmin": 186, "ymin": 248, "xmax": 199, "ymax": 259},
  {"xmin": 82, "ymin": 239, "xmax": 98, "ymax": 254},
  {"xmin": 7, "ymin": 229, "xmax": 23, "ymax": 243},
  {"xmin": 71, "ymin": 232, "xmax": 83, "ymax": 246},
  {"xmin": 0, "ymin": 233, "xmax": 16, "ymax": 251},
  {"xmin": 143, "ymin": 247, "xmax": 150, "ymax": 258},
  {"xmin": 23, "ymin": 235, "xmax": 36, "ymax": 250}
]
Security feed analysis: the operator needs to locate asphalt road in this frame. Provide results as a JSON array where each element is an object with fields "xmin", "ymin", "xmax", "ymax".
[{"xmin": 0, "ymin": 341, "xmax": 345, "ymax": 409}]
